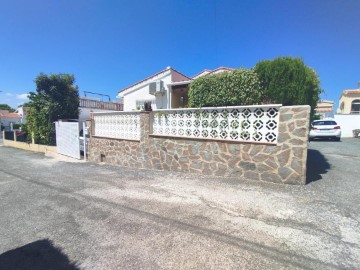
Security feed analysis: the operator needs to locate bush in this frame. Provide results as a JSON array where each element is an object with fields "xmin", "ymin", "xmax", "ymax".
[
  {"xmin": 188, "ymin": 68, "xmax": 263, "ymax": 108},
  {"xmin": 254, "ymin": 57, "xmax": 323, "ymax": 118}
]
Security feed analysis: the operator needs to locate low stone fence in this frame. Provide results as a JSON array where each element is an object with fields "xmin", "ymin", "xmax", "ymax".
[
  {"xmin": 2, "ymin": 131, "xmax": 57, "ymax": 154},
  {"xmin": 88, "ymin": 105, "xmax": 310, "ymax": 185}
]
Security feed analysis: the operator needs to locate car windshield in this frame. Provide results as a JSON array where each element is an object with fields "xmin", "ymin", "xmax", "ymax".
[{"xmin": 313, "ymin": 121, "xmax": 337, "ymax": 126}]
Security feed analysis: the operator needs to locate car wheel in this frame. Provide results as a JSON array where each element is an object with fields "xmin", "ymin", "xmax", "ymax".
[{"xmin": 334, "ymin": 137, "xmax": 340, "ymax": 142}]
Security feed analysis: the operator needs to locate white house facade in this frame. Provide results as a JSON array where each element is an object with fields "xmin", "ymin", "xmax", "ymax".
[
  {"xmin": 16, "ymin": 106, "xmax": 29, "ymax": 124},
  {"xmin": 117, "ymin": 66, "xmax": 233, "ymax": 111},
  {"xmin": 0, "ymin": 110, "xmax": 21, "ymax": 129}
]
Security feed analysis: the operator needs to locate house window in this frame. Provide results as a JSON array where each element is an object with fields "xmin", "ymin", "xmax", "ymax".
[{"xmin": 351, "ymin": 99, "xmax": 360, "ymax": 114}]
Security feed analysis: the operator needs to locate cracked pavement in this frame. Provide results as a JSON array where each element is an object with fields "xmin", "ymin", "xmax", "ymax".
[{"xmin": 0, "ymin": 138, "xmax": 359, "ymax": 269}]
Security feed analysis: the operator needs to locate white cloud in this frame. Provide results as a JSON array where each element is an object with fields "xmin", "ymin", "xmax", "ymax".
[{"xmin": 16, "ymin": 93, "xmax": 29, "ymax": 100}]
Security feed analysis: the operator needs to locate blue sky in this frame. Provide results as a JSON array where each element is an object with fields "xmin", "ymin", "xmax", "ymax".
[{"xmin": 0, "ymin": 0, "xmax": 359, "ymax": 110}]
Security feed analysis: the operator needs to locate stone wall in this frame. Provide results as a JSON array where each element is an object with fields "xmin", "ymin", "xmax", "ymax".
[{"xmin": 88, "ymin": 106, "xmax": 310, "ymax": 185}]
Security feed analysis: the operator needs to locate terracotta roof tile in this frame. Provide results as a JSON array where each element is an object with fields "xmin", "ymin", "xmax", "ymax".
[{"xmin": 0, "ymin": 112, "xmax": 21, "ymax": 118}]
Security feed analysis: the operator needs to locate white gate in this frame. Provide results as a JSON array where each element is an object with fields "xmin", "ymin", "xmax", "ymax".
[{"xmin": 55, "ymin": 121, "xmax": 81, "ymax": 159}]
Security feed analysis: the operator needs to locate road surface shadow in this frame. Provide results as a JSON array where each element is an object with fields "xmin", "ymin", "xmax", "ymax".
[
  {"xmin": 306, "ymin": 149, "xmax": 331, "ymax": 184},
  {"xmin": 0, "ymin": 239, "xmax": 79, "ymax": 270}
]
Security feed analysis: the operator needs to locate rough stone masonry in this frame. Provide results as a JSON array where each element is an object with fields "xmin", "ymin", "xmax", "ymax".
[{"xmin": 88, "ymin": 106, "xmax": 310, "ymax": 185}]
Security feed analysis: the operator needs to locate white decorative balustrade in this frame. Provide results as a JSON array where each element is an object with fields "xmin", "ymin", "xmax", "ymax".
[
  {"xmin": 151, "ymin": 105, "xmax": 281, "ymax": 144},
  {"xmin": 93, "ymin": 112, "xmax": 140, "ymax": 141}
]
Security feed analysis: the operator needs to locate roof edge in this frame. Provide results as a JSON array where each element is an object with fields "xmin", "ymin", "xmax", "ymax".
[{"xmin": 117, "ymin": 68, "xmax": 171, "ymax": 96}]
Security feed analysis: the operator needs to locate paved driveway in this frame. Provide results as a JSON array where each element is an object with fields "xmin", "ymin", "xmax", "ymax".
[{"xmin": 0, "ymin": 139, "xmax": 359, "ymax": 269}]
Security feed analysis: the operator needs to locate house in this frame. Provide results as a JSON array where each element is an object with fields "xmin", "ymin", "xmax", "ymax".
[
  {"xmin": 336, "ymin": 87, "xmax": 360, "ymax": 114},
  {"xmin": 334, "ymin": 85, "xmax": 360, "ymax": 137},
  {"xmin": 16, "ymin": 106, "xmax": 29, "ymax": 124},
  {"xmin": 15, "ymin": 98, "xmax": 124, "ymax": 124},
  {"xmin": 117, "ymin": 66, "xmax": 234, "ymax": 111},
  {"xmin": 315, "ymin": 100, "xmax": 334, "ymax": 119},
  {"xmin": 0, "ymin": 110, "xmax": 21, "ymax": 130},
  {"xmin": 78, "ymin": 97, "xmax": 123, "ymax": 122}
]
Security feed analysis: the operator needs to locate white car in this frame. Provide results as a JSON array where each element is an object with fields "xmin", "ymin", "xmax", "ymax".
[{"xmin": 309, "ymin": 119, "xmax": 341, "ymax": 141}]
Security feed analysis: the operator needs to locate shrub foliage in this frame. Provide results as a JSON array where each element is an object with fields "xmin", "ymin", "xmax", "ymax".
[
  {"xmin": 188, "ymin": 68, "xmax": 263, "ymax": 108},
  {"xmin": 27, "ymin": 73, "xmax": 79, "ymax": 145},
  {"xmin": 0, "ymin": 104, "xmax": 16, "ymax": 112},
  {"xmin": 254, "ymin": 57, "xmax": 322, "ymax": 117}
]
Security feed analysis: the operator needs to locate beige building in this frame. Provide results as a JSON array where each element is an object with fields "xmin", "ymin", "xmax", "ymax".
[
  {"xmin": 315, "ymin": 100, "xmax": 334, "ymax": 118},
  {"xmin": 337, "ymin": 88, "xmax": 360, "ymax": 114}
]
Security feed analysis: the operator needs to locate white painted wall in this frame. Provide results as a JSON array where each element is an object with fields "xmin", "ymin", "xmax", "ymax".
[
  {"xmin": 334, "ymin": 114, "xmax": 360, "ymax": 137},
  {"xmin": 0, "ymin": 117, "xmax": 21, "ymax": 127},
  {"xmin": 16, "ymin": 107, "xmax": 28, "ymax": 124},
  {"xmin": 79, "ymin": 108, "xmax": 114, "ymax": 122},
  {"xmin": 122, "ymin": 72, "xmax": 172, "ymax": 111}
]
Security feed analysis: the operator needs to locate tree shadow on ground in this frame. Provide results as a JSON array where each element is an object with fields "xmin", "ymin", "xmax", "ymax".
[
  {"xmin": 306, "ymin": 149, "xmax": 331, "ymax": 184},
  {"xmin": 0, "ymin": 239, "xmax": 79, "ymax": 270}
]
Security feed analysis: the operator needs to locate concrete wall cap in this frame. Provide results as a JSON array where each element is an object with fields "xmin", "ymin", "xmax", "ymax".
[{"xmin": 281, "ymin": 105, "xmax": 310, "ymax": 109}]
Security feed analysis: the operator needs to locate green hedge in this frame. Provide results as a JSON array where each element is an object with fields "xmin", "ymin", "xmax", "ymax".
[
  {"xmin": 188, "ymin": 68, "xmax": 263, "ymax": 108},
  {"xmin": 254, "ymin": 57, "xmax": 322, "ymax": 119}
]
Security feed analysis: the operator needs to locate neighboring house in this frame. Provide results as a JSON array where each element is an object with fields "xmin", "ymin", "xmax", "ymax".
[
  {"xmin": 14, "ymin": 98, "xmax": 123, "ymax": 124},
  {"xmin": 78, "ymin": 97, "xmax": 123, "ymax": 122},
  {"xmin": 0, "ymin": 110, "xmax": 21, "ymax": 130},
  {"xmin": 117, "ymin": 66, "xmax": 234, "ymax": 111},
  {"xmin": 334, "ymin": 85, "xmax": 360, "ymax": 137},
  {"xmin": 315, "ymin": 100, "xmax": 334, "ymax": 119},
  {"xmin": 16, "ymin": 106, "xmax": 29, "ymax": 124},
  {"xmin": 336, "ymin": 88, "xmax": 360, "ymax": 114}
]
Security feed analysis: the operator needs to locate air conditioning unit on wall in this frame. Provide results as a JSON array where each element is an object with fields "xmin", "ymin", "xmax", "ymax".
[{"xmin": 149, "ymin": 80, "xmax": 165, "ymax": 96}]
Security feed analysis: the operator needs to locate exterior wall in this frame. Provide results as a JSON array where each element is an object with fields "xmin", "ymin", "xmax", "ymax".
[
  {"xmin": 334, "ymin": 114, "xmax": 360, "ymax": 137},
  {"xmin": 171, "ymin": 69, "xmax": 190, "ymax": 82},
  {"xmin": 88, "ymin": 106, "xmax": 310, "ymax": 185},
  {"xmin": 0, "ymin": 116, "xmax": 21, "ymax": 127},
  {"xmin": 337, "ymin": 92, "xmax": 360, "ymax": 114},
  {"xmin": 79, "ymin": 108, "xmax": 116, "ymax": 122},
  {"xmin": 123, "ymin": 73, "xmax": 172, "ymax": 111},
  {"xmin": 16, "ymin": 106, "xmax": 28, "ymax": 124}
]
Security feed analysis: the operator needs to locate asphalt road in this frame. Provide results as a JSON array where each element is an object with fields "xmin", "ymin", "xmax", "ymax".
[{"xmin": 0, "ymin": 138, "xmax": 359, "ymax": 269}]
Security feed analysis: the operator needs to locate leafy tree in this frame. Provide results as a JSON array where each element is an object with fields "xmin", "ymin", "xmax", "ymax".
[
  {"xmin": 0, "ymin": 104, "xmax": 15, "ymax": 112},
  {"xmin": 188, "ymin": 68, "xmax": 263, "ymax": 107},
  {"xmin": 254, "ymin": 57, "xmax": 323, "ymax": 118},
  {"xmin": 18, "ymin": 102, "xmax": 31, "ymax": 108},
  {"xmin": 27, "ymin": 73, "xmax": 79, "ymax": 145}
]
